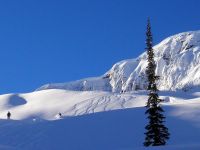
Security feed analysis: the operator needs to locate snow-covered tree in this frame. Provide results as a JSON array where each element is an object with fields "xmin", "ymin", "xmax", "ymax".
[{"xmin": 144, "ymin": 18, "xmax": 170, "ymax": 147}]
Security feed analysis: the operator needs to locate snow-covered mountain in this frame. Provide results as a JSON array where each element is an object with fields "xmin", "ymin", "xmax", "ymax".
[
  {"xmin": 37, "ymin": 30, "xmax": 200, "ymax": 92},
  {"xmin": 1, "ymin": 30, "xmax": 200, "ymax": 150}
]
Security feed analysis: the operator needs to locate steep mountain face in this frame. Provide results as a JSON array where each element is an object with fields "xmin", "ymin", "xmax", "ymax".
[{"xmin": 37, "ymin": 30, "xmax": 200, "ymax": 92}]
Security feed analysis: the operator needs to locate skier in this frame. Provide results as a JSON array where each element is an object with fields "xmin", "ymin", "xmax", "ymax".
[
  {"xmin": 58, "ymin": 112, "xmax": 62, "ymax": 118},
  {"xmin": 7, "ymin": 111, "xmax": 11, "ymax": 119}
]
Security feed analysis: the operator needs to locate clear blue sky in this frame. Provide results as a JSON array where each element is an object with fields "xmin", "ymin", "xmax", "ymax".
[{"xmin": 0, "ymin": 0, "xmax": 200, "ymax": 94}]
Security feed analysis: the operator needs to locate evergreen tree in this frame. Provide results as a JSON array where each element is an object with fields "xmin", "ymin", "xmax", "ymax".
[{"xmin": 144, "ymin": 18, "xmax": 170, "ymax": 147}]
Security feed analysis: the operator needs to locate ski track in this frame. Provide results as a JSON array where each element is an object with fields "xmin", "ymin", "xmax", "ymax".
[{"xmin": 65, "ymin": 93, "xmax": 138, "ymax": 116}]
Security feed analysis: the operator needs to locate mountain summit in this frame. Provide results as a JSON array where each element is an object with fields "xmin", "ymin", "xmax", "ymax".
[{"xmin": 38, "ymin": 30, "xmax": 200, "ymax": 92}]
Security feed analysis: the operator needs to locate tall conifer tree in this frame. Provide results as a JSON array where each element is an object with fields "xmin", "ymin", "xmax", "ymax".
[{"xmin": 144, "ymin": 18, "xmax": 170, "ymax": 147}]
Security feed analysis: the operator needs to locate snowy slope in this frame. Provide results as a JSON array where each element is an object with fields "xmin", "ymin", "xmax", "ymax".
[
  {"xmin": 0, "ymin": 88, "xmax": 199, "ymax": 120},
  {"xmin": 0, "ymin": 89, "xmax": 199, "ymax": 149},
  {"xmin": 37, "ymin": 30, "xmax": 200, "ymax": 92},
  {"xmin": 0, "ymin": 89, "xmax": 146, "ymax": 120}
]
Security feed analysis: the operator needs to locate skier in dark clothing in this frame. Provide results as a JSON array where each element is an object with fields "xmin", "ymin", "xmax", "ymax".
[{"xmin": 7, "ymin": 111, "xmax": 11, "ymax": 119}]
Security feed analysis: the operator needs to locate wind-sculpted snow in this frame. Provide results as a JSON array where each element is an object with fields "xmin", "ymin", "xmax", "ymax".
[{"xmin": 37, "ymin": 30, "xmax": 200, "ymax": 92}]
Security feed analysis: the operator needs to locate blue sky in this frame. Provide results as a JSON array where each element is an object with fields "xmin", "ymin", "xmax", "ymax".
[{"xmin": 0, "ymin": 0, "xmax": 200, "ymax": 94}]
